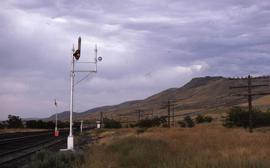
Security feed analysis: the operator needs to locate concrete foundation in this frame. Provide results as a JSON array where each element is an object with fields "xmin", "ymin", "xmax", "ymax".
[{"xmin": 67, "ymin": 136, "xmax": 74, "ymax": 150}]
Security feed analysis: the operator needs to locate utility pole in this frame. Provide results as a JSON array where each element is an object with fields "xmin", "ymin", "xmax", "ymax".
[
  {"xmin": 55, "ymin": 113, "xmax": 58, "ymax": 131},
  {"xmin": 67, "ymin": 37, "xmax": 102, "ymax": 150},
  {"xmin": 80, "ymin": 120, "xmax": 83, "ymax": 134},
  {"xmin": 166, "ymin": 98, "xmax": 185, "ymax": 128},
  {"xmin": 247, "ymin": 75, "xmax": 252, "ymax": 133},
  {"xmin": 167, "ymin": 100, "xmax": 171, "ymax": 127},
  {"xmin": 100, "ymin": 112, "xmax": 104, "ymax": 128},
  {"xmin": 138, "ymin": 110, "xmax": 141, "ymax": 121},
  {"xmin": 54, "ymin": 99, "xmax": 58, "ymax": 131},
  {"xmin": 134, "ymin": 109, "xmax": 144, "ymax": 121},
  {"xmin": 118, "ymin": 115, "xmax": 121, "ymax": 123},
  {"xmin": 230, "ymin": 75, "xmax": 270, "ymax": 133},
  {"xmin": 54, "ymin": 99, "xmax": 59, "ymax": 137},
  {"xmin": 110, "ymin": 113, "xmax": 113, "ymax": 120},
  {"xmin": 172, "ymin": 104, "xmax": 175, "ymax": 127}
]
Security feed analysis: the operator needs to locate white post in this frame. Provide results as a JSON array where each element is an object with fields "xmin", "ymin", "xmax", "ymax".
[
  {"xmin": 54, "ymin": 99, "xmax": 58, "ymax": 131},
  {"xmin": 67, "ymin": 47, "xmax": 75, "ymax": 150},
  {"xmin": 95, "ymin": 44, "xmax": 98, "ymax": 71},
  {"xmin": 80, "ymin": 120, "xmax": 83, "ymax": 134},
  {"xmin": 97, "ymin": 121, "xmax": 101, "ymax": 129},
  {"xmin": 55, "ymin": 113, "xmax": 58, "ymax": 131}
]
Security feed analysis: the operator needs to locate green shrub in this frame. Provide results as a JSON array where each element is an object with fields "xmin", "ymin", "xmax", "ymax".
[
  {"xmin": 6, "ymin": 115, "xmax": 23, "ymax": 128},
  {"xmin": 195, "ymin": 115, "xmax": 205, "ymax": 123},
  {"xmin": 128, "ymin": 124, "xmax": 136, "ymax": 128},
  {"xmin": 184, "ymin": 116, "xmax": 195, "ymax": 127},
  {"xmin": 103, "ymin": 118, "xmax": 122, "ymax": 128},
  {"xmin": 195, "ymin": 115, "xmax": 213, "ymax": 124},
  {"xmin": 204, "ymin": 116, "xmax": 213, "ymax": 123},
  {"xmin": 178, "ymin": 116, "xmax": 195, "ymax": 128},
  {"xmin": 0, "ymin": 122, "xmax": 5, "ymax": 129},
  {"xmin": 178, "ymin": 121, "xmax": 186, "ymax": 128},
  {"xmin": 223, "ymin": 107, "xmax": 270, "ymax": 128},
  {"xmin": 223, "ymin": 107, "xmax": 248, "ymax": 128},
  {"xmin": 136, "ymin": 116, "xmax": 167, "ymax": 128}
]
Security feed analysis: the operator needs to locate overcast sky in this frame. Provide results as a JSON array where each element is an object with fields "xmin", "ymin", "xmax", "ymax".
[{"xmin": 1, "ymin": 0, "xmax": 270, "ymax": 120}]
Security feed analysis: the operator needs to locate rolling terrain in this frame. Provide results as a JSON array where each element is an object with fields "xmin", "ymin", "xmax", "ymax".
[{"xmin": 47, "ymin": 76, "xmax": 270, "ymax": 122}]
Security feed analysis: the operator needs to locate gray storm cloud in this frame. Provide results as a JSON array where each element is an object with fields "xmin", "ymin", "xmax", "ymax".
[{"xmin": 0, "ymin": 0, "xmax": 270, "ymax": 120}]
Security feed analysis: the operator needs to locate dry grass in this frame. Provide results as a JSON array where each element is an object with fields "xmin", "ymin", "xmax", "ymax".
[{"xmin": 80, "ymin": 125, "xmax": 270, "ymax": 168}]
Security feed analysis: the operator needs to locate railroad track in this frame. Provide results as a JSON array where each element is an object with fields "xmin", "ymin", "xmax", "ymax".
[
  {"xmin": 0, "ymin": 131, "xmax": 68, "ymax": 167},
  {"xmin": 0, "ymin": 132, "xmax": 52, "ymax": 145},
  {"xmin": 0, "ymin": 131, "xmax": 55, "ymax": 140}
]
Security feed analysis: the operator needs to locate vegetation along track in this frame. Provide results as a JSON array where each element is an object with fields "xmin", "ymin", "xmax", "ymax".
[{"xmin": 0, "ymin": 130, "xmax": 68, "ymax": 167}]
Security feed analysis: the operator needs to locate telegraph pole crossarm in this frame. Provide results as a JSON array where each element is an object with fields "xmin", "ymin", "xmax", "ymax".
[
  {"xmin": 231, "ymin": 92, "xmax": 270, "ymax": 97},
  {"xmin": 74, "ymin": 70, "xmax": 98, "ymax": 73},
  {"xmin": 229, "ymin": 84, "xmax": 269, "ymax": 89}
]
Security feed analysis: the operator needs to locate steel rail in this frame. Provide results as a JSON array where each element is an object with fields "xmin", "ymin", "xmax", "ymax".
[
  {"xmin": 0, "ymin": 132, "xmax": 51, "ymax": 145},
  {"xmin": 0, "ymin": 137, "xmax": 66, "ymax": 166}
]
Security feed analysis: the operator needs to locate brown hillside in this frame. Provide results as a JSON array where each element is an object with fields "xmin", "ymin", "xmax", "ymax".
[{"xmin": 48, "ymin": 76, "xmax": 270, "ymax": 122}]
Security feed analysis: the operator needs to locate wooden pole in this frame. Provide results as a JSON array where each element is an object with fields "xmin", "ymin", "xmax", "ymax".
[
  {"xmin": 172, "ymin": 104, "xmax": 175, "ymax": 127},
  {"xmin": 100, "ymin": 112, "xmax": 104, "ymax": 128},
  {"xmin": 248, "ymin": 75, "xmax": 253, "ymax": 133},
  {"xmin": 168, "ymin": 100, "xmax": 171, "ymax": 128}
]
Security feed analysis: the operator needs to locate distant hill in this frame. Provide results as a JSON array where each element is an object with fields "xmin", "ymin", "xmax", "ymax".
[
  {"xmin": 45, "ymin": 76, "xmax": 270, "ymax": 122},
  {"xmin": 22, "ymin": 118, "xmax": 42, "ymax": 121},
  {"xmin": 46, "ymin": 111, "xmax": 80, "ymax": 121}
]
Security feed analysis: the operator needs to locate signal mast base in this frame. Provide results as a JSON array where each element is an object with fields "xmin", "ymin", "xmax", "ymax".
[{"xmin": 67, "ymin": 136, "xmax": 74, "ymax": 150}]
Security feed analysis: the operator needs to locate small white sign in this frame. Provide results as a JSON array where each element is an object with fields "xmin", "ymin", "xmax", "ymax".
[{"xmin": 96, "ymin": 120, "xmax": 101, "ymax": 129}]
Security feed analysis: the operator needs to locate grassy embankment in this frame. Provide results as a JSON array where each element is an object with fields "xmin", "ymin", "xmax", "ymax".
[{"xmin": 80, "ymin": 124, "xmax": 270, "ymax": 168}]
